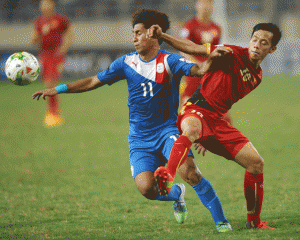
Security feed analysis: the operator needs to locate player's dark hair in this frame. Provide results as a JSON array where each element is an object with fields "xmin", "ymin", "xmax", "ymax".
[
  {"xmin": 132, "ymin": 9, "xmax": 170, "ymax": 33},
  {"xmin": 252, "ymin": 23, "xmax": 282, "ymax": 46}
]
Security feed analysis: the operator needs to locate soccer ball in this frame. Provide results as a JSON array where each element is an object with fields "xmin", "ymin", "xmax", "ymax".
[{"xmin": 5, "ymin": 52, "xmax": 40, "ymax": 86}]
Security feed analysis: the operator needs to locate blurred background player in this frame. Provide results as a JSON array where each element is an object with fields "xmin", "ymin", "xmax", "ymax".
[
  {"xmin": 179, "ymin": 0, "xmax": 221, "ymax": 106},
  {"xmin": 31, "ymin": 0, "xmax": 74, "ymax": 127}
]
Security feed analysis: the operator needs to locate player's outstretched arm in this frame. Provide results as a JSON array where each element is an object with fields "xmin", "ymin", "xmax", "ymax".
[
  {"xmin": 32, "ymin": 76, "xmax": 102, "ymax": 100},
  {"xmin": 190, "ymin": 46, "xmax": 233, "ymax": 77},
  {"xmin": 148, "ymin": 25, "xmax": 209, "ymax": 57}
]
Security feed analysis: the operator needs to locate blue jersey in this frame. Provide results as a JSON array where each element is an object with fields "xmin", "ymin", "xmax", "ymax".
[{"xmin": 97, "ymin": 49, "xmax": 195, "ymax": 148}]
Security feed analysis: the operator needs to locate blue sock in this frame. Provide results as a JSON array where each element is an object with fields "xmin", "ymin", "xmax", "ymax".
[
  {"xmin": 156, "ymin": 184, "xmax": 181, "ymax": 201},
  {"xmin": 192, "ymin": 177, "xmax": 227, "ymax": 224}
]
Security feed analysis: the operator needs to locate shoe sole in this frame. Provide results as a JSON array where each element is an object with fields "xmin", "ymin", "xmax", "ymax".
[{"xmin": 154, "ymin": 167, "xmax": 173, "ymax": 196}]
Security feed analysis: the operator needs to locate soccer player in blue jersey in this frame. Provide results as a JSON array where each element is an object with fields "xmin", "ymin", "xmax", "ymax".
[{"xmin": 32, "ymin": 9, "xmax": 232, "ymax": 232}]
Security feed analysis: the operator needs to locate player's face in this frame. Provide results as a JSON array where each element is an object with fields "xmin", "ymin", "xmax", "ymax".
[
  {"xmin": 133, "ymin": 23, "xmax": 157, "ymax": 55},
  {"xmin": 196, "ymin": 0, "xmax": 213, "ymax": 17},
  {"xmin": 40, "ymin": 0, "xmax": 55, "ymax": 15},
  {"xmin": 248, "ymin": 30, "xmax": 277, "ymax": 64}
]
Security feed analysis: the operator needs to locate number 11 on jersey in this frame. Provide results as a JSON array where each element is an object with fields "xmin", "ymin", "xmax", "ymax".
[{"xmin": 141, "ymin": 82, "xmax": 153, "ymax": 97}]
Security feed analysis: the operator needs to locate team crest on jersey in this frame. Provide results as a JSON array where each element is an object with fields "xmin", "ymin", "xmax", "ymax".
[
  {"xmin": 156, "ymin": 63, "xmax": 164, "ymax": 73},
  {"xmin": 124, "ymin": 52, "xmax": 172, "ymax": 85}
]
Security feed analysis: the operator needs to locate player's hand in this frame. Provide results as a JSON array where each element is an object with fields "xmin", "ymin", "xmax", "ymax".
[
  {"xmin": 147, "ymin": 25, "xmax": 163, "ymax": 39},
  {"xmin": 194, "ymin": 143, "xmax": 208, "ymax": 156},
  {"xmin": 32, "ymin": 88, "xmax": 58, "ymax": 100},
  {"xmin": 209, "ymin": 46, "xmax": 233, "ymax": 60}
]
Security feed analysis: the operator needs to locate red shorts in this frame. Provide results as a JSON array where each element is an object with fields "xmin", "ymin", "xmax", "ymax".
[
  {"xmin": 181, "ymin": 76, "xmax": 202, "ymax": 99},
  {"xmin": 177, "ymin": 103, "xmax": 249, "ymax": 160},
  {"xmin": 39, "ymin": 52, "xmax": 65, "ymax": 81}
]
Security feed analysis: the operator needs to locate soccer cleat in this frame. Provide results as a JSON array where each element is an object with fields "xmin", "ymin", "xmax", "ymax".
[
  {"xmin": 216, "ymin": 221, "xmax": 232, "ymax": 232},
  {"xmin": 44, "ymin": 112, "xmax": 64, "ymax": 128},
  {"xmin": 173, "ymin": 183, "xmax": 188, "ymax": 224},
  {"xmin": 245, "ymin": 221, "xmax": 274, "ymax": 230},
  {"xmin": 154, "ymin": 166, "xmax": 174, "ymax": 196}
]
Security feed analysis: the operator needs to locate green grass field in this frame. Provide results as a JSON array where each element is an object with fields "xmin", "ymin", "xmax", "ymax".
[{"xmin": 0, "ymin": 75, "xmax": 299, "ymax": 239}]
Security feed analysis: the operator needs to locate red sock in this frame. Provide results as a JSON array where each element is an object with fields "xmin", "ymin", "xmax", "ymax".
[
  {"xmin": 47, "ymin": 95, "xmax": 59, "ymax": 115},
  {"xmin": 166, "ymin": 135, "xmax": 192, "ymax": 178},
  {"xmin": 244, "ymin": 171, "xmax": 264, "ymax": 226}
]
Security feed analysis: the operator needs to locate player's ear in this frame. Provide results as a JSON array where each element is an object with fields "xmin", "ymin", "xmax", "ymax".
[{"xmin": 269, "ymin": 45, "xmax": 277, "ymax": 54}]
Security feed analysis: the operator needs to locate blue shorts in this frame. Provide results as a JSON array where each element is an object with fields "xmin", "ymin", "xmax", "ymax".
[{"xmin": 129, "ymin": 132, "xmax": 194, "ymax": 179}]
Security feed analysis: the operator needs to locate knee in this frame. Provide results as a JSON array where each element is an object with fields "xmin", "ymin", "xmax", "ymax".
[
  {"xmin": 182, "ymin": 125, "xmax": 201, "ymax": 143},
  {"xmin": 178, "ymin": 159, "xmax": 203, "ymax": 186},
  {"xmin": 249, "ymin": 157, "xmax": 264, "ymax": 174},
  {"xmin": 137, "ymin": 184, "xmax": 157, "ymax": 200}
]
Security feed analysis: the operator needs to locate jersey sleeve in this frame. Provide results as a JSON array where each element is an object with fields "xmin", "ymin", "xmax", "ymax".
[
  {"xmin": 167, "ymin": 53, "xmax": 196, "ymax": 78},
  {"xmin": 96, "ymin": 56, "xmax": 126, "ymax": 85}
]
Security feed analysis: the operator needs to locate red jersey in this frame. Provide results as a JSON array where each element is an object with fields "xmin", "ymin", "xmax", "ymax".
[
  {"xmin": 195, "ymin": 44, "xmax": 263, "ymax": 115},
  {"xmin": 34, "ymin": 13, "xmax": 70, "ymax": 54},
  {"xmin": 179, "ymin": 18, "xmax": 221, "ymax": 62}
]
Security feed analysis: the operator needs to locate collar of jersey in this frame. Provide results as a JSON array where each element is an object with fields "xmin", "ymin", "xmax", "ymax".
[{"xmin": 138, "ymin": 50, "xmax": 161, "ymax": 63}]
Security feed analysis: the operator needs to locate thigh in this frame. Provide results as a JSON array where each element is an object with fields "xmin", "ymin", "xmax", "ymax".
[
  {"xmin": 40, "ymin": 54, "xmax": 64, "ymax": 83},
  {"xmin": 200, "ymin": 119, "xmax": 249, "ymax": 160},
  {"xmin": 129, "ymin": 149, "xmax": 163, "ymax": 179},
  {"xmin": 176, "ymin": 104, "xmax": 213, "ymax": 141}
]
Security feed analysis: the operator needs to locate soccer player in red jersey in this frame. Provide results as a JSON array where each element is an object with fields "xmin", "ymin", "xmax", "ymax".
[
  {"xmin": 148, "ymin": 22, "xmax": 281, "ymax": 229},
  {"xmin": 179, "ymin": 0, "xmax": 221, "ymax": 105},
  {"xmin": 31, "ymin": 0, "xmax": 74, "ymax": 127}
]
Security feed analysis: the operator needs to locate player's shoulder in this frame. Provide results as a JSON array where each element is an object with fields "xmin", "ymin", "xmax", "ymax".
[
  {"xmin": 218, "ymin": 44, "xmax": 246, "ymax": 52},
  {"xmin": 211, "ymin": 20, "xmax": 222, "ymax": 29},
  {"xmin": 126, "ymin": 52, "xmax": 139, "ymax": 57},
  {"xmin": 161, "ymin": 50, "xmax": 194, "ymax": 66},
  {"xmin": 119, "ymin": 52, "xmax": 137, "ymax": 66},
  {"xmin": 159, "ymin": 49, "xmax": 172, "ymax": 55},
  {"xmin": 123, "ymin": 51, "xmax": 138, "ymax": 61},
  {"xmin": 160, "ymin": 49, "xmax": 180, "ymax": 60},
  {"xmin": 34, "ymin": 15, "xmax": 42, "ymax": 24},
  {"xmin": 183, "ymin": 17, "xmax": 197, "ymax": 27},
  {"xmin": 55, "ymin": 13, "xmax": 70, "ymax": 22},
  {"xmin": 217, "ymin": 44, "xmax": 249, "ymax": 61},
  {"xmin": 180, "ymin": 18, "xmax": 200, "ymax": 38}
]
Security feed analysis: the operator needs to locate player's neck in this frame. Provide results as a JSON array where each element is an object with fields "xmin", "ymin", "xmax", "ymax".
[
  {"xmin": 139, "ymin": 46, "xmax": 160, "ymax": 62},
  {"xmin": 43, "ymin": 11, "xmax": 55, "ymax": 18},
  {"xmin": 250, "ymin": 59, "xmax": 262, "ymax": 69},
  {"xmin": 196, "ymin": 14, "xmax": 211, "ymax": 24}
]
